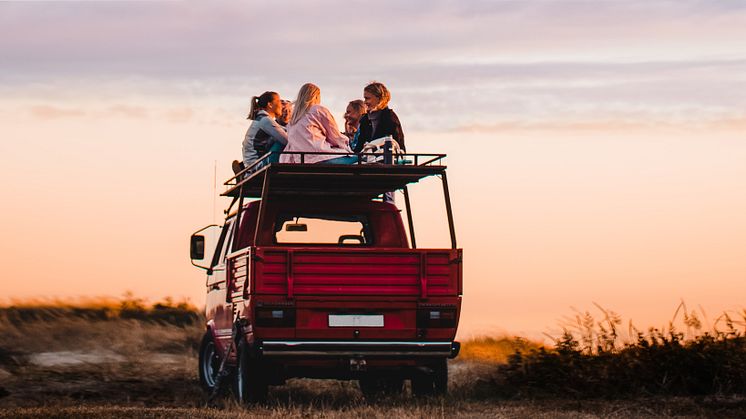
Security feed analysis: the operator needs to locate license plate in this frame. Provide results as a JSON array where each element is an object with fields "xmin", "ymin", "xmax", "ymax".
[{"xmin": 328, "ymin": 314, "xmax": 384, "ymax": 327}]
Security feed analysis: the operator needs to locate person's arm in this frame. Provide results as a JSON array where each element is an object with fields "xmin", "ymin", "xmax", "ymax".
[
  {"xmin": 388, "ymin": 110, "xmax": 405, "ymax": 151},
  {"xmin": 258, "ymin": 117, "xmax": 288, "ymax": 146},
  {"xmin": 242, "ymin": 126, "xmax": 257, "ymax": 165},
  {"xmin": 318, "ymin": 106, "xmax": 350, "ymax": 150},
  {"xmin": 353, "ymin": 115, "xmax": 371, "ymax": 153}
]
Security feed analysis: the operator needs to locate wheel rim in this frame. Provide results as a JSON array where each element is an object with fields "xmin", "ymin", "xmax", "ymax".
[
  {"xmin": 236, "ymin": 351, "xmax": 245, "ymax": 401},
  {"xmin": 202, "ymin": 341, "xmax": 219, "ymax": 388}
]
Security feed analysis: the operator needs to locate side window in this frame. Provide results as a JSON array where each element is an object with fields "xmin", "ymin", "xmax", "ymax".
[{"xmin": 211, "ymin": 220, "xmax": 235, "ymax": 268}]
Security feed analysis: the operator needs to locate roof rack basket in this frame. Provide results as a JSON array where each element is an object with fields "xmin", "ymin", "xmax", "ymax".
[{"xmin": 223, "ymin": 150, "xmax": 457, "ymax": 249}]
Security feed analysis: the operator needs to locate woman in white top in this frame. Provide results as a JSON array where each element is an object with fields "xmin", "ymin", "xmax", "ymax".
[{"xmin": 280, "ymin": 83, "xmax": 357, "ymax": 164}]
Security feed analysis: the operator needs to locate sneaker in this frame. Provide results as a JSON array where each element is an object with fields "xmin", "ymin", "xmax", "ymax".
[{"xmin": 232, "ymin": 160, "xmax": 244, "ymax": 175}]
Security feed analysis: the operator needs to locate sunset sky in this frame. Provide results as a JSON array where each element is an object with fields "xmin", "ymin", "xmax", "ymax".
[{"xmin": 2, "ymin": 1, "xmax": 745, "ymax": 339}]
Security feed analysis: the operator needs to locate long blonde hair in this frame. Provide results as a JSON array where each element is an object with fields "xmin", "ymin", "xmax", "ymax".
[{"xmin": 289, "ymin": 83, "xmax": 321, "ymax": 126}]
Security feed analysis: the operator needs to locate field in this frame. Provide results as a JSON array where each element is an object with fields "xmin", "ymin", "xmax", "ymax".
[{"xmin": 0, "ymin": 299, "xmax": 744, "ymax": 418}]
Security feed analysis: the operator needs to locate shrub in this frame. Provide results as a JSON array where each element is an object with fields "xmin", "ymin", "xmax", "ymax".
[{"xmin": 488, "ymin": 304, "xmax": 746, "ymax": 398}]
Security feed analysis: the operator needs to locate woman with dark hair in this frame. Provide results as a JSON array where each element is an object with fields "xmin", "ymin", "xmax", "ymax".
[
  {"xmin": 343, "ymin": 99, "xmax": 366, "ymax": 151},
  {"xmin": 276, "ymin": 100, "xmax": 293, "ymax": 127},
  {"xmin": 354, "ymin": 82, "xmax": 405, "ymax": 153},
  {"xmin": 242, "ymin": 91, "xmax": 288, "ymax": 168}
]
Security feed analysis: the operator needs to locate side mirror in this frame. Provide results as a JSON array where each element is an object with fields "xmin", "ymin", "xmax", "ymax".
[
  {"xmin": 190, "ymin": 234, "xmax": 205, "ymax": 260},
  {"xmin": 285, "ymin": 223, "xmax": 308, "ymax": 232},
  {"xmin": 190, "ymin": 224, "xmax": 220, "ymax": 272}
]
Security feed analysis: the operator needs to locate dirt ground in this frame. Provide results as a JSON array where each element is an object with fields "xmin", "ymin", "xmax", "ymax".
[{"xmin": 1, "ymin": 316, "xmax": 744, "ymax": 418}]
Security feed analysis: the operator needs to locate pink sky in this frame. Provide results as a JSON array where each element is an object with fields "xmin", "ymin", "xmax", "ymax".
[{"xmin": 1, "ymin": 1, "xmax": 745, "ymax": 339}]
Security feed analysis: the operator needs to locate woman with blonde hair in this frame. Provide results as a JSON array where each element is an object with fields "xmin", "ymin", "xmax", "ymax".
[
  {"xmin": 280, "ymin": 83, "xmax": 356, "ymax": 164},
  {"xmin": 354, "ymin": 81, "xmax": 405, "ymax": 153}
]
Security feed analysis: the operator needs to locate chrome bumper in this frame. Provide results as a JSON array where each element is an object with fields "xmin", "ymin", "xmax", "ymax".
[{"xmin": 259, "ymin": 340, "xmax": 460, "ymax": 358}]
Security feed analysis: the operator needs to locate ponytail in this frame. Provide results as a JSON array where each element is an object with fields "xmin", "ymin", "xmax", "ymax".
[
  {"xmin": 247, "ymin": 91, "xmax": 278, "ymax": 120},
  {"xmin": 247, "ymin": 96, "xmax": 260, "ymax": 120}
]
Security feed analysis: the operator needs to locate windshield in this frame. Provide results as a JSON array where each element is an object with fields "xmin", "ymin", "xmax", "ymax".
[{"xmin": 274, "ymin": 214, "xmax": 373, "ymax": 246}]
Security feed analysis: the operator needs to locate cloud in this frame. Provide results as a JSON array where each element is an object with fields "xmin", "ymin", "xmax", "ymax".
[
  {"xmin": 2, "ymin": 0, "xmax": 745, "ymax": 80},
  {"xmin": 3, "ymin": 1, "xmax": 746, "ymax": 132},
  {"xmin": 108, "ymin": 105, "xmax": 149, "ymax": 119},
  {"xmin": 29, "ymin": 105, "xmax": 86, "ymax": 119},
  {"xmin": 449, "ymin": 114, "xmax": 746, "ymax": 134},
  {"xmin": 163, "ymin": 107, "xmax": 194, "ymax": 123}
]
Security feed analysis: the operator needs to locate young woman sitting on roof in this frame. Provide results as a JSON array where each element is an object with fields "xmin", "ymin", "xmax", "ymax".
[
  {"xmin": 354, "ymin": 82, "xmax": 405, "ymax": 154},
  {"xmin": 343, "ymin": 99, "xmax": 367, "ymax": 151},
  {"xmin": 280, "ymin": 83, "xmax": 357, "ymax": 165},
  {"xmin": 242, "ymin": 91, "xmax": 288, "ymax": 169}
]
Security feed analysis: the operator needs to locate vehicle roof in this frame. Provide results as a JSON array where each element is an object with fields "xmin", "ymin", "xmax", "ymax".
[
  {"xmin": 224, "ymin": 197, "xmax": 402, "ymax": 219},
  {"xmin": 222, "ymin": 162, "xmax": 446, "ymax": 199}
]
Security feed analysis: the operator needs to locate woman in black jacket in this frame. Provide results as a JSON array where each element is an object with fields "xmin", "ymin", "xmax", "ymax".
[{"xmin": 354, "ymin": 82, "xmax": 405, "ymax": 153}]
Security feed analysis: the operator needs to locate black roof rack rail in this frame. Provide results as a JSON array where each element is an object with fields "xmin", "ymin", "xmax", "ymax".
[{"xmin": 222, "ymin": 151, "xmax": 447, "ymax": 199}]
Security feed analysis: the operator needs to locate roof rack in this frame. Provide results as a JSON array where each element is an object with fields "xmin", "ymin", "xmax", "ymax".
[
  {"xmin": 222, "ymin": 151, "xmax": 447, "ymax": 199},
  {"xmin": 223, "ymin": 150, "xmax": 456, "ymax": 249}
]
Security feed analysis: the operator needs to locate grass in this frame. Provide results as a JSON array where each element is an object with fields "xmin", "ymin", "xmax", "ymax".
[
  {"xmin": 485, "ymin": 303, "xmax": 746, "ymax": 398},
  {"xmin": 458, "ymin": 336, "xmax": 541, "ymax": 364},
  {"xmin": 1, "ymin": 297, "xmax": 745, "ymax": 417}
]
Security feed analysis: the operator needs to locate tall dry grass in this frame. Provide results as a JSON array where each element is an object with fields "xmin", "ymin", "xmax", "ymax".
[
  {"xmin": 458, "ymin": 336, "xmax": 541, "ymax": 364},
  {"xmin": 486, "ymin": 303, "xmax": 746, "ymax": 398},
  {"xmin": 1, "ymin": 296, "xmax": 745, "ymax": 416}
]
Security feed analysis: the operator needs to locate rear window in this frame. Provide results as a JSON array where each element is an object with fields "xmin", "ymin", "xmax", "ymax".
[{"xmin": 274, "ymin": 214, "xmax": 373, "ymax": 246}]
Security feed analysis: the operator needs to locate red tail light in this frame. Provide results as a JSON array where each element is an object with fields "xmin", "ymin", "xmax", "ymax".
[{"xmin": 255, "ymin": 307, "xmax": 296, "ymax": 327}]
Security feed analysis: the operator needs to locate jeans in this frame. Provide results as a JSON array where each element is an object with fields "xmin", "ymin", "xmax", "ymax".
[
  {"xmin": 257, "ymin": 142, "xmax": 285, "ymax": 169},
  {"xmin": 321, "ymin": 155, "xmax": 359, "ymax": 165}
]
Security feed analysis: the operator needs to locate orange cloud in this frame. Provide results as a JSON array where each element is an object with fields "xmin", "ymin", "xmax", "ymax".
[
  {"xmin": 452, "ymin": 116, "xmax": 746, "ymax": 133},
  {"xmin": 29, "ymin": 105, "xmax": 86, "ymax": 120},
  {"xmin": 108, "ymin": 105, "xmax": 149, "ymax": 119},
  {"xmin": 164, "ymin": 107, "xmax": 194, "ymax": 123}
]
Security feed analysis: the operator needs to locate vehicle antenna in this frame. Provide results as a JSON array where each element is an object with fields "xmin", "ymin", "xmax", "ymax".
[{"xmin": 212, "ymin": 160, "xmax": 217, "ymax": 224}]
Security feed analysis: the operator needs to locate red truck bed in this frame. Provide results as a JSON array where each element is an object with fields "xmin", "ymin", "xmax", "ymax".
[{"xmin": 235, "ymin": 248, "xmax": 462, "ymax": 297}]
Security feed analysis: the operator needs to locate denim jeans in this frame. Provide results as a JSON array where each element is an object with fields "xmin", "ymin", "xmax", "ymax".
[
  {"xmin": 321, "ymin": 155, "xmax": 359, "ymax": 165},
  {"xmin": 257, "ymin": 142, "xmax": 285, "ymax": 169}
]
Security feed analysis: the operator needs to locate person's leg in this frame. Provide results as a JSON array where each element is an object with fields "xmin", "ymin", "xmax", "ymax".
[
  {"xmin": 383, "ymin": 191, "xmax": 396, "ymax": 204},
  {"xmin": 255, "ymin": 143, "xmax": 285, "ymax": 169},
  {"xmin": 267, "ymin": 142, "xmax": 285, "ymax": 164},
  {"xmin": 321, "ymin": 155, "xmax": 359, "ymax": 165},
  {"xmin": 232, "ymin": 160, "xmax": 246, "ymax": 180}
]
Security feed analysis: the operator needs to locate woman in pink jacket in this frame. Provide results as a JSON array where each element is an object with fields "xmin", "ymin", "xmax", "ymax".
[{"xmin": 280, "ymin": 83, "xmax": 357, "ymax": 164}]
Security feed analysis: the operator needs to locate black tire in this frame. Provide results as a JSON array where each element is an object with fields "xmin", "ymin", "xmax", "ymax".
[
  {"xmin": 411, "ymin": 358, "xmax": 448, "ymax": 397},
  {"xmin": 233, "ymin": 339, "xmax": 268, "ymax": 404},
  {"xmin": 359, "ymin": 374, "xmax": 404, "ymax": 400},
  {"xmin": 198, "ymin": 331, "xmax": 221, "ymax": 394}
]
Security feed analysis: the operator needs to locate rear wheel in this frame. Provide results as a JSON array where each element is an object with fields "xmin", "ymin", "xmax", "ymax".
[
  {"xmin": 233, "ymin": 339, "xmax": 268, "ymax": 404},
  {"xmin": 198, "ymin": 331, "xmax": 221, "ymax": 393},
  {"xmin": 411, "ymin": 358, "xmax": 448, "ymax": 397}
]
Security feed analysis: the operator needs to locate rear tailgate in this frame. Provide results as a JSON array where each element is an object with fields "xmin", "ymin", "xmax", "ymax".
[{"xmin": 252, "ymin": 247, "xmax": 462, "ymax": 297}]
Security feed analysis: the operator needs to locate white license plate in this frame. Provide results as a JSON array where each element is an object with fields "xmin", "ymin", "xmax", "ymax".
[{"xmin": 328, "ymin": 314, "xmax": 384, "ymax": 327}]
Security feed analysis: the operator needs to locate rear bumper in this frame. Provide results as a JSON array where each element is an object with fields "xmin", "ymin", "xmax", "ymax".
[{"xmin": 259, "ymin": 340, "xmax": 460, "ymax": 358}]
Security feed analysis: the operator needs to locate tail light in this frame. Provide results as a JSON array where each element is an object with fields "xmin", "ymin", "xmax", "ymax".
[
  {"xmin": 417, "ymin": 308, "xmax": 457, "ymax": 328},
  {"xmin": 255, "ymin": 307, "xmax": 296, "ymax": 327}
]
